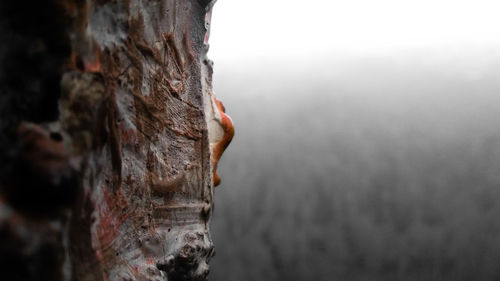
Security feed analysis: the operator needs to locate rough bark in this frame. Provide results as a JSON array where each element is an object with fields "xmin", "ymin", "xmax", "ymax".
[{"xmin": 0, "ymin": 1, "xmax": 233, "ymax": 281}]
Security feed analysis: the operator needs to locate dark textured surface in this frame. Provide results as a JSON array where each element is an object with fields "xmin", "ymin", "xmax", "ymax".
[{"xmin": 0, "ymin": 1, "xmax": 226, "ymax": 280}]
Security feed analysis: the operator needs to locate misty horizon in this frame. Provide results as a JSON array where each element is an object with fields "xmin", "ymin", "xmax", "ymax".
[
  {"xmin": 209, "ymin": 49, "xmax": 500, "ymax": 281},
  {"xmin": 205, "ymin": 1, "xmax": 500, "ymax": 280}
]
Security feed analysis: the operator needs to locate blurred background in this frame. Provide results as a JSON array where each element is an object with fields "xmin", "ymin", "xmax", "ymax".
[{"xmin": 207, "ymin": 1, "xmax": 500, "ymax": 280}]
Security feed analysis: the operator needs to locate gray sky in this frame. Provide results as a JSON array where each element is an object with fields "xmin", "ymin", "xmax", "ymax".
[{"xmin": 209, "ymin": 0, "xmax": 500, "ymax": 62}]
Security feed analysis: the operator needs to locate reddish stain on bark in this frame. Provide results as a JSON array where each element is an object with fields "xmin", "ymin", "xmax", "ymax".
[
  {"xmin": 84, "ymin": 57, "xmax": 101, "ymax": 73},
  {"xmin": 67, "ymin": 41, "xmax": 101, "ymax": 73},
  {"xmin": 96, "ymin": 188, "xmax": 129, "ymax": 252}
]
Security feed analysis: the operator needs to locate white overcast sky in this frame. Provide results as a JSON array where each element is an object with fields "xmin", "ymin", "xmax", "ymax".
[{"xmin": 208, "ymin": 0, "xmax": 500, "ymax": 62}]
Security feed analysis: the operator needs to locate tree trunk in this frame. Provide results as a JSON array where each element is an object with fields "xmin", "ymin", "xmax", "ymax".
[{"xmin": 0, "ymin": 1, "xmax": 233, "ymax": 281}]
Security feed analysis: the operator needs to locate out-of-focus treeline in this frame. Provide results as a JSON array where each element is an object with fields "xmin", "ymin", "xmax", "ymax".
[{"xmin": 210, "ymin": 55, "xmax": 500, "ymax": 281}]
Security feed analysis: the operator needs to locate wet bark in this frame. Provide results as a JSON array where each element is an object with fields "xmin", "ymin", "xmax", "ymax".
[{"xmin": 0, "ymin": 1, "xmax": 232, "ymax": 281}]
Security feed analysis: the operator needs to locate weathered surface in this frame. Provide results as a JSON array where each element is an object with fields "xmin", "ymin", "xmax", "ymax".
[{"xmin": 0, "ymin": 1, "xmax": 232, "ymax": 281}]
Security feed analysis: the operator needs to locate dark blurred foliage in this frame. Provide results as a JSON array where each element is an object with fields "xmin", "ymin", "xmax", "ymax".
[
  {"xmin": 0, "ymin": 1, "xmax": 70, "ymax": 125},
  {"xmin": 0, "ymin": 5, "xmax": 74, "ymax": 280},
  {"xmin": 0, "ymin": 1, "xmax": 71, "ymax": 191},
  {"xmin": 210, "ymin": 57, "xmax": 500, "ymax": 281}
]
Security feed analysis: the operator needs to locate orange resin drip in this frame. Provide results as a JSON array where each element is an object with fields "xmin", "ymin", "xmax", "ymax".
[{"xmin": 212, "ymin": 97, "xmax": 234, "ymax": 186}]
